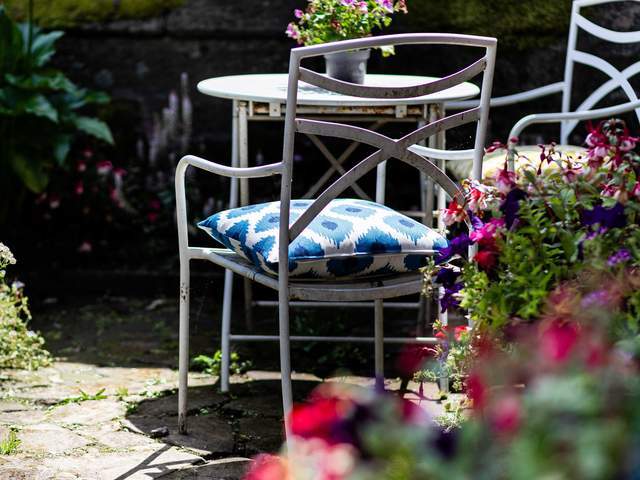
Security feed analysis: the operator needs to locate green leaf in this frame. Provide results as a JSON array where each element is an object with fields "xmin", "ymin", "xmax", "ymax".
[
  {"xmin": 9, "ymin": 92, "xmax": 59, "ymax": 122},
  {"xmin": 53, "ymin": 134, "xmax": 72, "ymax": 167},
  {"xmin": 10, "ymin": 152, "xmax": 49, "ymax": 193},
  {"xmin": 18, "ymin": 24, "xmax": 64, "ymax": 68},
  {"xmin": 5, "ymin": 71, "xmax": 77, "ymax": 92},
  {"xmin": 72, "ymin": 116, "xmax": 114, "ymax": 144}
]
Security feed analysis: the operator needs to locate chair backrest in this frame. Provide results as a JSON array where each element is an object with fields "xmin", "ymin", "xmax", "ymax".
[
  {"xmin": 277, "ymin": 33, "xmax": 497, "ymax": 265},
  {"xmin": 561, "ymin": 0, "xmax": 640, "ymax": 142}
]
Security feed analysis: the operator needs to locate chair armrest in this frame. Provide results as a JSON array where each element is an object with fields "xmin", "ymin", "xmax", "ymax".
[
  {"xmin": 176, "ymin": 154, "xmax": 283, "ymax": 179},
  {"xmin": 408, "ymin": 145, "xmax": 475, "ymax": 161},
  {"xmin": 508, "ymin": 99, "xmax": 640, "ymax": 140},
  {"xmin": 446, "ymin": 82, "xmax": 564, "ymax": 110}
]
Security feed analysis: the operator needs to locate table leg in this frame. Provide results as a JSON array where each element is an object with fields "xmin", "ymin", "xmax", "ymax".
[{"xmin": 237, "ymin": 101, "xmax": 254, "ymax": 332}]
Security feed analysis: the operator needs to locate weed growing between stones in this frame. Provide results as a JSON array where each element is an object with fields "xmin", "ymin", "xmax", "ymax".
[{"xmin": 0, "ymin": 428, "xmax": 20, "ymax": 455}]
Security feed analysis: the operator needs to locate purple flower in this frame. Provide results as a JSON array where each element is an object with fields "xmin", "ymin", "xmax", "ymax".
[
  {"xmin": 440, "ymin": 282, "xmax": 464, "ymax": 313},
  {"xmin": 500, "ymin": 188, "xmax": 527, "ymax": 229},
  {"xmin": 581, "ymin": 289, "xmax": 617, "ymax": 309},
  {"xmin": 581, "ymin": 203, "xmax": 626, "ymax": 230},
  {"xmin": 438, "ymin": 234, "xmax": 472, "ymax": 261},
  {"xmin": 341, "ymin": 0, "xmax": 357, "ymax": 6},
  {"xmin": 607, "ymin": 248, "xmax": 632, "ymax": 267},
  {"xmin": 434, "ymin": 267, "xmax": 461, "ymax": 288},
  {"xmin": 294, "ymin": 8, "xmax": 304, "ymax": 18},
  {"xmin": 376, "ymin": 0, "xmax": 394, "ymax": 12}
]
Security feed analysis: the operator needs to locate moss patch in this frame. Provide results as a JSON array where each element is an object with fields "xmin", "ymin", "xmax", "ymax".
[
  {"xmin": 3, "ymin": 0, "xmax": 185, "ymax": 28},
  {"xmin": 406, "ymin": 0, "xmax": 571, "ymax": 50}
]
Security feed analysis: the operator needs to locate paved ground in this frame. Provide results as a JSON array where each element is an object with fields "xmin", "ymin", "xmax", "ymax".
[{"xmin": 0, "ymin": 296, "xmax": 449, "ymax": 479}]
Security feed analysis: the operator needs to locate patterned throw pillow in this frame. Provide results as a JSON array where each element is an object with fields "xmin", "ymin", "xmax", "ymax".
[{"xmin": 198, "ymin": 199, "xmax": 448, "ymax": 279}]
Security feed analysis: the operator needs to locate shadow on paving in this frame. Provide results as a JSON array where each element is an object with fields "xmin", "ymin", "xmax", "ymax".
[{"xmin": 125, "ymin": 379, "xmax": 319, "ymax": 461}]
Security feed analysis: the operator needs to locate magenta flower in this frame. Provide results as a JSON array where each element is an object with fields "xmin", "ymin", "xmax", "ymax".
[
  {"xmin": 74, "ymin": 181, "xmax": 84, "ymax": 196},
  {"xmin": 96, "ymin": 160, "xmax": 113, "ymax": 175},
  {"xmin": 294, "ymin": 8, "xmax": 304, "ymax": 18},
  {"xmin": 470, "ymin": 218, "xmax": 504, "ymax": 247},
  {"xmin": 357, "ymin": 1, "xmax": 368, "ymax": 13},
  {"xmin": 341, "ymin": 0, "xmax": 357, "ymax": 6}
]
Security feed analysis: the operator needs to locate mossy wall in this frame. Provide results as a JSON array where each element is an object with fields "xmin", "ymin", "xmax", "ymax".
[
  {"xmin": 2, "ymin": 0, "xmax": 184, "ymax": 27},
  {"xmin": 406, "ymin": 0, "xmax": 572, "ymax": 50}
]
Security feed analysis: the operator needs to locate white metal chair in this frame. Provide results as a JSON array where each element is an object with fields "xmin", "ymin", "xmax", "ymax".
[
  {"xmin": 175, "ymin": 33, "xmax": 497, "ymax": 437},
  {"xmin": 412, "ymin": 0, "xmax": 640, "ymax": 177}
]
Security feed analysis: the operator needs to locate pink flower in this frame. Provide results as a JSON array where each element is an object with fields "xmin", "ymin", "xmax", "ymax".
[
  {"xmin": 77, "ymin": 161, "xmax": 87, "ymax": 173},
  {"xmin": 540, "ymin": 320, "xmax": 579, "ymax": 365},
  {"xmin": 77, "ymin": 241, "xmax": 92, "ymax": 253},
  {"xmin": 619, "ymin": 137, "xmax": 637, "ymax": 152},
  {"xmin": 491, "ymin": 394, "xmax": 521, "ymax": 435},
  {"xmin": 113, "ymin": 167, "xmax": 127, "ymax": 179},
  {"xmin": 441, "ymin": 199, "xmax": 466, "ymax": 226},
  {"xmin": 341, "ymin": 0, "xmax": 357, "ymax": 6},
  {"xmin": 294, "ymin": 8, "xmax": 303, "ymax": 18},
  {"xmin": 467, "ymin": 373, "xmax": 486, "ymax": 410},
  {"xmin": 74, "ymin": 181, "xmax": 84, "ymax": 196},
  {"xmin": 49, "ymin": 194, "xmax": 61, "ymax": 209},
  {"xmin": 285, "ymin": 23, "xmax": 299, "ymax": 41},
  {"xmin": 470, "ymin": 218, "xmax": 504, "ymax": 248},
  {"xmin": 244, "ymin": 454, "xmax": 289, "ymax": 480},
  {"xmin": 632, "ymin": 182, "xmax": 640, "ymax": 198},
  {"xmin": 82, "ymin": 148, "xmax": 94, "ymax": 159},
  {"xmin": 96, "ymin": 160, "xmax": 113, "ymax": 175},
  {"xmin": 494, "ymin": 168, "xmax": 516, "ymax": 194},
  {"xmin": 147, "ymin": 212, "xmax": 159, "ymax": 223},
  {"xmin": 357, "ymin": 1, "xmax": 368, "ymax": 13},
  {"xmin": 475, "ymin": 249, "xmax": 498, "ymax": 272}
]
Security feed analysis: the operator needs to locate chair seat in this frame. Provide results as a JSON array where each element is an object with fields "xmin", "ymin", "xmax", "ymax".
[
  {"xmin": 448, "ymin": 144, "xmax": 588, "ymax": 180},
  {"xmin": 197, "ymin": 198, "xmax": 448, "ymax": 279}
]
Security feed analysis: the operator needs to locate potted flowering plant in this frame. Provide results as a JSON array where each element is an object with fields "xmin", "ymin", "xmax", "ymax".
[{"xmin": 286, "ymin": 0, "xmax": 408, "ymax": 84}]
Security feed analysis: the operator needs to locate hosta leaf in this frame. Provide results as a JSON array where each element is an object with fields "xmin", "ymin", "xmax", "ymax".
[
  {"xmin": 5, "ymin": 71, "xmax": 77, "ymax": 92},
  {"xmin": 53, "ymin": 134, "xmax": 72, "ymax": 167},
  {"xmin": 10, "ymin": 152, "xmax": 49, "ymax": 193},
  {"xmin": 72, "ymin": 116, "xmax": 114, "ymax": 144}
]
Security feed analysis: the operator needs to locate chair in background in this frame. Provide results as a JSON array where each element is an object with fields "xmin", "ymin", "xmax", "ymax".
[
  {"xmin": 412, "ymin": 0, "xmax": 640, "ymax": 178},
  {"xmin": 175, "ymin": 33, "xmax": 497, "ymax": 438}
]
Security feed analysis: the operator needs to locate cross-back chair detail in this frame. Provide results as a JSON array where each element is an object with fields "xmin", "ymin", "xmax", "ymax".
[
  {"xmin": 560, "ymin": 0, "xmax": 640, "ymax": 141},
  {"xmin": 175, "ymin": 33, "xmax": 497, "ymax": 439}
]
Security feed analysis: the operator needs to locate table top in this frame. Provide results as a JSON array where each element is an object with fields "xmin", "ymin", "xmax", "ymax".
[{"xmin": 197, "ymin": 73, "xmax": 479, "ymax": 107}]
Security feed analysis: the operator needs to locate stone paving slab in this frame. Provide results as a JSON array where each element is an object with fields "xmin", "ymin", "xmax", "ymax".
[{"xmin": 0, "ymin": 360, "xmax": 448, "ymax": 480}]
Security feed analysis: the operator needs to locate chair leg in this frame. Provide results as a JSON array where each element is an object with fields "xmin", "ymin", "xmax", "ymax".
[
  {"xmin": 243, "ymin": 278, "xmax": 254, "ymax": 332},
  {"xmin": 178, "ymin": 261, "xmax": 190, "ymax": 434},
  {"xmin": 279, "ymin": 290, "xmax": 293, "ymax": 440},
  {"xmin": 374, "ymin": 299, "xmax": 384, "ymax": 385},
  {"xmin": 220, "ymin": 269, "xmax": 234, "ymax": 393}
]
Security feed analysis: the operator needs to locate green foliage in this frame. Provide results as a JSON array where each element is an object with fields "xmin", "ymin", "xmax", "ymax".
[
  {"xmin": 407, "ymin": 0, "xmax": 572, "ymax": 50},
  {"xmin": 53, "ymin": 388, "xmax": 108, "ymax": 406},
  {"xmin": 0, "ymin": 243, "xmax": 51, "ymax": 370},
  {"xmin": 191, "ymin": 350, "xmax": 251, "ymax": 376},
  {"xmin": 3, "ymin": 0, "xmax": 185, "ymax": 28},
  {"xmin": 0, "ymin": 428, "xmax": 20, "ymax": 455},
  {"xmin": 0, "ymin": 4, "xmax": 112, "ymax": 220}
]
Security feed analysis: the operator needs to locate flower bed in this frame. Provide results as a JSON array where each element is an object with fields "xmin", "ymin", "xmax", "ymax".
[{"xmin": 243, "ymin": 119, "xmax": 640, "ymax": 479}]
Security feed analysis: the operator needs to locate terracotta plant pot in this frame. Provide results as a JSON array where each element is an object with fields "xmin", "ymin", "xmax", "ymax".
[{"xmin": 323, "ymin": 49, "xmax": 371, "ymax": 84}]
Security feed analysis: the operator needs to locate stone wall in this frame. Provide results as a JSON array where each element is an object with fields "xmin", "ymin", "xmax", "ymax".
[{"xmin": 49, "ymin": 0, "xmax": 640, "ymax": 165}]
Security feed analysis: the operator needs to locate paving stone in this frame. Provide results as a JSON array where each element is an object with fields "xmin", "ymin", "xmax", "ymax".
[
  {"xmin": 47, "ymin": 399, "xmax": 126, "ymax": 426},
  {"xmin": 37, "ymin": 445, "xmax": 203, "ymax": 480},
  {"xmin": 0, "ymin": 401, "xmax": 29, "ymax": 413},
  {"xmin": 17, "ymin": 423, "xmax": 90, "ymax": 455},
  {"xmin": 80, "ymin": 421, "xmax": 159, "ymax": 451},
  {"xmin": 159, "ymin": 457, "xmax": 251, "ymax": 480},
  {"xmin": 0, "ymin": 409, "xmax": 48, "ymax": 426},
  {"xmin": 126, "ymin": 414, "xmax": 235, "ymax": 456}
]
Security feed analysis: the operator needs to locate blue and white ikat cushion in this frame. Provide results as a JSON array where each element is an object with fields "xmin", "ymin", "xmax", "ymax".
[{"xmin": 197, "ymin": 199, "xmax": 448, "ymax": 279}]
